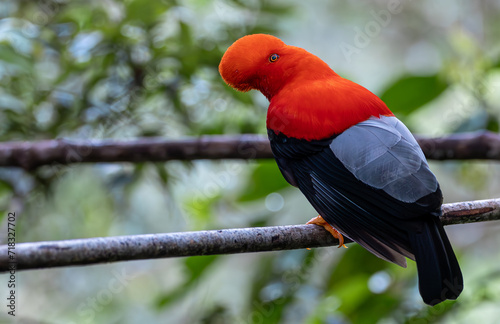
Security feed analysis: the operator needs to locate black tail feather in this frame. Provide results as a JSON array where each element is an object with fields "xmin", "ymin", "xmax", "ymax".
[{"xmin": 409, "ymin": 218, "xmax": 463, "ymax": 306}]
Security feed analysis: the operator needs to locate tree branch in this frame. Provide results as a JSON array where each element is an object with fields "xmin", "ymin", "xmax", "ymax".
[
  {"xmin": 0, "ymin": 135, "xmax": 271, "ymax": 170},
  {"xmin": 417, "ymin": 131, "xmax": 500, "ymax": 161},
  {"xmin": 1, "ymin": 198, "xmax": 499, "ymax": 272},
  {"xmin": 1, "ymin": 131, "xmax": 500, "ymax": 170}
]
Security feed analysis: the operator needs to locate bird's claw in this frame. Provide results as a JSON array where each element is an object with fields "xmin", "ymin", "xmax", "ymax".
[{"xmin": 307, "ymin": 215, "xmax": 347, "ymax": 248}]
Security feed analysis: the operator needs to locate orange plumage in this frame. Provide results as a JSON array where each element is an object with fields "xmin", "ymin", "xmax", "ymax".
[{"xmin": 219, "ymin": 34, "xmax": 393, "ymax": 140}]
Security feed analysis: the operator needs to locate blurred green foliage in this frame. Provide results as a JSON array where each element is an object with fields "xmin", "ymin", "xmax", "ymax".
[
  {"xmin": 238, "ymin": 160, "xmax": 289, "ymax": 202},
  {"xmin": 380, "ymin": 75, "xmax": 448, "ymax": 116},
  {"xmin": 0, "ymin": 1, "xmax": 500, "ymax": 324}
]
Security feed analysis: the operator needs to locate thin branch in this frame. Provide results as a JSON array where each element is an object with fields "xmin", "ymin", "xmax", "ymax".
[
  {"xmin": 1, "ymin": 131, "xmax": 500, "ymax": 170},
  {"xmin": 418, "ymin": 131, "xmax": 500, "ymax": 161},
  {"xmin": 0, "ymin": 135, "xmax": 270, "ymax": 170},
  {"xmin": 1, "ymin": 198, "xmax": 499, "ymax": 272}
]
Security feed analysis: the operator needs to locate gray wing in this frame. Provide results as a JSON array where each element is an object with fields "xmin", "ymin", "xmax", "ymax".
[{"xmin": 330, "ymin": 115, "xmax": 438, "ymax": 203}]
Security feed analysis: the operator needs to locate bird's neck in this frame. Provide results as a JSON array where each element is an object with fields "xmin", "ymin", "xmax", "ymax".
[{"xmin": 266, "ymin": 77, "xmax": 393, "ymax": 140}]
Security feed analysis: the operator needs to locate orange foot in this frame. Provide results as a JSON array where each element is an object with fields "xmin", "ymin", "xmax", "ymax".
[{"xmin": 307, "ymin": 215, "xmax": 347, "ymax": 248}]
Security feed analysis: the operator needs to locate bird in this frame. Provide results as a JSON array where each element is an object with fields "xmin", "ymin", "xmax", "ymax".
[{"xmin": 218, "ymin": 34, "xmax": 463, "ymax": 306}]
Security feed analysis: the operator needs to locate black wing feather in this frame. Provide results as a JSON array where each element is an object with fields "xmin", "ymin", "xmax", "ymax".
[
  {"xmin": 268, "ymin": 128, "xmax": 462, "ymax": 304},
  {"xmin": 269, "ymin": 130, "xmax": 427, "ymax": 264}
]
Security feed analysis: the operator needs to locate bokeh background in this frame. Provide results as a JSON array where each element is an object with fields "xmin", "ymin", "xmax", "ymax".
[{"xmin": 1, "ymin": 0, "xmax": 500, "ymax": 323}]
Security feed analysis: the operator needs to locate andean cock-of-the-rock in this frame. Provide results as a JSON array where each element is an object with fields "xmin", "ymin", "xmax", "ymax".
[{"xmin": 219, "ymin": 34, "xmax": 463, "ymax": 306}]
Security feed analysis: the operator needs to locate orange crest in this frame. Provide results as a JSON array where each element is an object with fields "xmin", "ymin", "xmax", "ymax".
[{"xmin": 219, "ymin": 34, "xmax": 393, "ymax": 140}]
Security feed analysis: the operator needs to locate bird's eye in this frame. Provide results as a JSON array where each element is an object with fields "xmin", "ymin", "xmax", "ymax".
[{"xmin": 269, "ymin": 54, "xmax": 280, "ymax": 63}]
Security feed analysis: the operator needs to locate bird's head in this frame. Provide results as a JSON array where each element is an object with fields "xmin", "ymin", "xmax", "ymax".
[{"xmin": 219, "ymin": 34, "xmax": 335, "ymax": 100}]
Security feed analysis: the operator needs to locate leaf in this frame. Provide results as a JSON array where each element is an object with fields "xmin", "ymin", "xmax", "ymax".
[
  {"xmin": 320, "ymin": 246, "xmax": 400, "ymax": 323},
  {"xmin": 0, "ymin": 179, "xmax": 13, "ymax": 192},
  {"xmin": 486, "ymin": 116, "xmax": 499, "ymax": 132},
  {"xmin": 154, "ymin": 163, "xmax": 169, "ymax": 186},
  {"xmin": 238, "ymin": 160, "xmax": 289, "ymax": 202},
  {"xmin": 183, "ymin": 191, "xmax": 219, "ymax": 230},
  {"xmin": 0, "ymin": 44, "xmax": 32, "ymax": 73},
  {"xmin": 404, "ymin": 300, "xmax": 457, "ymax": 324},
  {"xmin": 155, "ymin": 255, "xmax": 219, "ymax": 309},
  {"xmin": 326, "ymin": 245, "xmax": 388, "ymax": 287},
  {"xmin": 126, "ymin": 0, "xmax": 171, "ymax": 25},
  {"xmin": 247, "ymin": 251, "xmax": 312, "ymax": 323},
  {"xmin": 185, "ymin": 255, "xmax": 219, "ymax": 284},
  {"xmin": 380, "ymin": 75, "xmax": 448, "ymax": 115}
]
